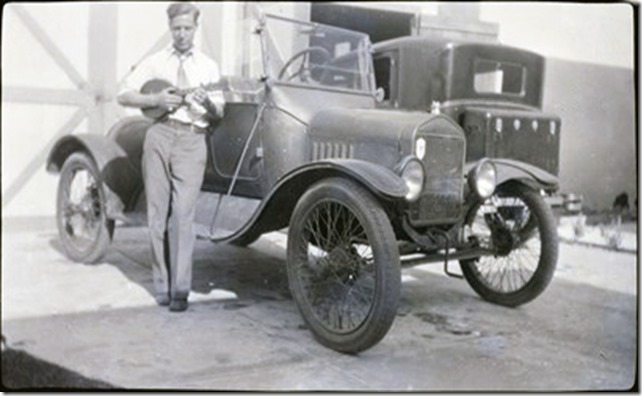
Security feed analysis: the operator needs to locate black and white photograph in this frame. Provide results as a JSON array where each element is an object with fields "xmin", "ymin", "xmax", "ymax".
[{"xmin": 1, "ymin": 1, "xmax": 637, "ymax": 391}]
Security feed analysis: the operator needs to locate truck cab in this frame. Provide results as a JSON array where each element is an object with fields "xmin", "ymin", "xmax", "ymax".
[{"xmin": 373, "ymin": 37, "xmax": 562, "ymax": 178}]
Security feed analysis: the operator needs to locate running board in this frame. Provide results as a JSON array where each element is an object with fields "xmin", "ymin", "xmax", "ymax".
[{"xmin": 400, "ymin": 247, "xmax": 490, "ymax": 267}]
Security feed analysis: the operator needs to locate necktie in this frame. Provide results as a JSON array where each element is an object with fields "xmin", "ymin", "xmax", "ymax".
[{"xmin": 177, "ymin": 56, "xmax": 189, "ymax": 89}]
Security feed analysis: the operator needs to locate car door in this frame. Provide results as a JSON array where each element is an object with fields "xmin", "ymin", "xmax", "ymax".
[{"xmin": 202, "ymin": 102, "xmax": 265, "ymax": 199}]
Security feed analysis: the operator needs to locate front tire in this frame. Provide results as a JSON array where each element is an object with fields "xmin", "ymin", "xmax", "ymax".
[
  {"xmin": 56, "ymin": 152, "xmax": 114, "ymax": 263},
  {"xmin": 287, "ymin": 178, "xmax": 400, "ymax": 354},
  {"xmin": 460, "ymin": 183, "xmax": 558, "ymax": 307}
]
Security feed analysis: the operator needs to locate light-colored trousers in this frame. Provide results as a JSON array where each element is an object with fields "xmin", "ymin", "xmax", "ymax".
[{"xmin": 142, "ymin": 122, "xmax": 207, "ymax": 300}]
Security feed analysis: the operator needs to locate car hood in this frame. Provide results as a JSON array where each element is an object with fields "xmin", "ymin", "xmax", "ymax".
[{"xmin": 308, "ymin": 108, "xmax": 462, "ymax": 170}]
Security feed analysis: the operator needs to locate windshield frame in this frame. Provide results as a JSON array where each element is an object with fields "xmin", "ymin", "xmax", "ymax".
[{"xmin": 258, "ymin": 13, "xmax": 377, "ymax": 96}]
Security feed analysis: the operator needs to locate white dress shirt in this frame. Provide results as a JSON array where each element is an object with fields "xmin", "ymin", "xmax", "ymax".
[{"xmin": 119, "ymin": 45, "xmax": 225, "ymax": 128}]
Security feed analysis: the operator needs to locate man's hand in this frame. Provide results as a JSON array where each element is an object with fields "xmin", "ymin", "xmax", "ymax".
[
  {"xmin": 192, "ymin": 87, "xmax": 222, "ymax": 120},
  {"xmin": 155, "ymin": 87, "xmax": 183, "ymax": 111},
  {"xmin": 191, "ymin": 87, "xmax": 209, "ymax": 105}
]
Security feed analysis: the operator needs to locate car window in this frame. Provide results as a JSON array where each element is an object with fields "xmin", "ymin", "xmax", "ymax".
[
  {"xmin": 473, "ymin": 59, "xmax": 526, "ymax": 96},
  {"xmin": 373, "ymin": 56, "xmax": 392, "ymax": 100}
]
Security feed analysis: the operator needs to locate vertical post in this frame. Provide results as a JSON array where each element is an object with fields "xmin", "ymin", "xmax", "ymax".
[
  {"xmin": 241, "ymin": 2, "xmax": 251, "ymax": 78},
  {"xmin": 199, "ymin": 3, "xmax": 248, "ymax": 77},
  {"xmin": 88, "ymin": 3, "xmax": 118, "ymax": 134},
  {"xmin": 220, "ymin": 2, "xmax": 241, "ymax": 76},
  {"xmin": 198, "ymin": 3, "xmax": 224, "ymax": 69}
]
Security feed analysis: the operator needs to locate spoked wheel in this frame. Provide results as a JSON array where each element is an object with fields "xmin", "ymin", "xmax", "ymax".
[
  {"xmin": 460, "ymin": 183, "xmax": 558, "ymax": 307},
  {"xmin": 287, "ymin": 178, "xmax": 400, "ymax": 354},
  {"xmin": 56, "ymin": 152, "xmax": 114, "ymax": 263}
]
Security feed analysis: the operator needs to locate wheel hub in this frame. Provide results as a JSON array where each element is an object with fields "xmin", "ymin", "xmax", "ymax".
[
  {"xmin": 328, "ymin": 247, "xmax": 359, "ymax": 284},
  {"xmin": 492, "ymin": 227, "xmax": 516, "ymax": 256}
]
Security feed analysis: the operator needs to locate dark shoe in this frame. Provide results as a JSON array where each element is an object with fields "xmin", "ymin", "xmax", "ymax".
[
  {"xmin": 169, "ymin": 298, "xmax": 188, "ymax": 312},
  {"xmin": 155, "ymin": 295, "xmax": 170, "ymax": 306}
]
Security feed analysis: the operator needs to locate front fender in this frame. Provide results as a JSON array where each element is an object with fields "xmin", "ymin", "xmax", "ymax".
[
  {"xmin": 47, "ymin": 134, "xmax": 142, "ymax": 217},
  {"xmin": 221, "ymin": 159, "xmax": 407, "ymax": 244},
  {"xmin": 466, "ymin": 158, "xmax": 559, "ymax": 191},
  {"xmin": 315, "ymin": 159, "xmax": 408, "ymax": 199}
]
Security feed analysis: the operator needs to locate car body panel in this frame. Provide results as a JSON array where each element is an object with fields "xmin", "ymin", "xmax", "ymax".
[
  {"xmin": 461, "ymin": 107, "xmax": 561, "ymax": 175},
  {"xmin": 211, "ymin": 158, "xmax": 409, "ymax": 244}
]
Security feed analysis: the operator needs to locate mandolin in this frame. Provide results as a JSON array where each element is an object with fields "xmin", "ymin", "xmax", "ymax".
[{"xmin": 139, "ymin": 78, "xmax": 224, "ymax": 120}]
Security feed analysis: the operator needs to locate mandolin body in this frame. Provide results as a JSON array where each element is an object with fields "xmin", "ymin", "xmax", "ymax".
[{"xmin": 140, "ymin": 79, "xmax": 175, "ymax": 120}]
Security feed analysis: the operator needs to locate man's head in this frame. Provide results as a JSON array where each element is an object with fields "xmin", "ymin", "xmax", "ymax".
[{"xmin": 167, "ymin": 2, "xmax": 200, "ymax": 54}]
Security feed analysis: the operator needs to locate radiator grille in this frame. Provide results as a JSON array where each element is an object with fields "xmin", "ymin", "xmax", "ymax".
[{"xmin": 409, "ymin": 134, "xmax": 464, "ymax": 225}]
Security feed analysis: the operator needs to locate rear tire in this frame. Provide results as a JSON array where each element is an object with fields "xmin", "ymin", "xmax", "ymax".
[
  {"xmin": 56, "ymin": 152, "xmax": 114, "ymax": 263},
  {"xmin": 287, "ymin": 178, "xmax": 400, "ymax": 354}
]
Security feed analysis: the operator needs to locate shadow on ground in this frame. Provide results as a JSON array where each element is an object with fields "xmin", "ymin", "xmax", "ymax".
[
  {"xmin": 47, "ymin": 226, "xmax": 292, "ymax": 305},
  {"xmin": 2, "ymin": 337, "xmax": 117, "ymax": 390}
]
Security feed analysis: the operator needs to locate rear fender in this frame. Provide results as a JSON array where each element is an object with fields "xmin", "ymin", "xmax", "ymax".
[
  {"xmin": 47, "ymin": 134, "xmax": 142, "ymax": 218},
  {"xmin": 221, "ymin": 159, "xmax": 407, "ymax": 243}
]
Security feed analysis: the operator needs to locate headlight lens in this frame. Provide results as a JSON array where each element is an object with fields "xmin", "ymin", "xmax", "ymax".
[
  {"xmin": 401, "ymin": 158, "xmax": 424, "ymax": 202},
  {"xmin": 470, "ymin": 160, "xmax": 496, "ymax": 199}
]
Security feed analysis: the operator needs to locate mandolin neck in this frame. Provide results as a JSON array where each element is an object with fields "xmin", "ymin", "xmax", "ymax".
[{"xmin": 174, "ymin": 83, "xmax": 218, "ymax": 97}]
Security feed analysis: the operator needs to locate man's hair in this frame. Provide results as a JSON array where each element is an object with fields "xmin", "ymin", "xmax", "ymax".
[{"xmin": 167, "ymin": 2, "xmax": 200, "ymax": 23}]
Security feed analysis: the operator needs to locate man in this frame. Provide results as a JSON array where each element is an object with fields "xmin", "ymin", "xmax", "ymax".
[{"xmin": 117, "ymin": 2, "xmax": 224, "ymax": 312}]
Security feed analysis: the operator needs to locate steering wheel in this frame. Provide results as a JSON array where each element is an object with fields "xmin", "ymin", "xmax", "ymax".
[{"xmin": 277, "ymin": 47, "xmax": 331, "ymax": 82}]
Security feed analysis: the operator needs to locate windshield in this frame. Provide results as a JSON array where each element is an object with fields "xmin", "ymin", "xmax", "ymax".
[{"xmin": 261, "ymin": 14, "xmax": 375, "ymax": 93}]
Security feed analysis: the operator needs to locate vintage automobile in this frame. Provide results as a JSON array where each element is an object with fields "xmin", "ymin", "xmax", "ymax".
[
  {"xmin": 46, "ymin": 14, "xmax": 558, "ymax": 354},
  {"xmin": 372, "ymin": 35, "xmax": 581, "ymax": 212}
]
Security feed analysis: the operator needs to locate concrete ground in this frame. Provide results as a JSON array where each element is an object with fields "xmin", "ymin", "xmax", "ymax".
[{"xmin": 1, "ymin": 217, "xmax": 638, "ymax": 391}]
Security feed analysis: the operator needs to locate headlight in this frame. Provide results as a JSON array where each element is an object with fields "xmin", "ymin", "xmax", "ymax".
[
  {"xmin": 400, "ymin": 158, "xmax": 424, "ymax": 202},
  {"xmin": 469, "ymin": 160, "xmax": 496, "ymax": 199}
]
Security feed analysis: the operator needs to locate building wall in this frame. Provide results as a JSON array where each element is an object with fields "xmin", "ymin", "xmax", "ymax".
[
  {"xmin": 544, "ymin": 59, "xmax": 636, "ymax": 210},
  {"xmin": 479, "ymin": 3, "xmax": 633, "ymax": 69},
  {"xmin": 2, "ymin": 2, "xmax": 233, "ymax": 217},
  {"xmin": 2, "ymin": 3, "xmax": 92, "ymax": 217}
]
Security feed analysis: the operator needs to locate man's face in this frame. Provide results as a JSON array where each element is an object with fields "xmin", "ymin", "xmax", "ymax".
[{"xmin": 170, "ymin": 13, "xmax": 197, "ymax": 54}]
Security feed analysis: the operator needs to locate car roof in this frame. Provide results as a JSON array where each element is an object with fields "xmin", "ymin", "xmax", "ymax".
[{"xmin": 372, "ymin": 36, "xmax": 544, "ymax": 61}]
